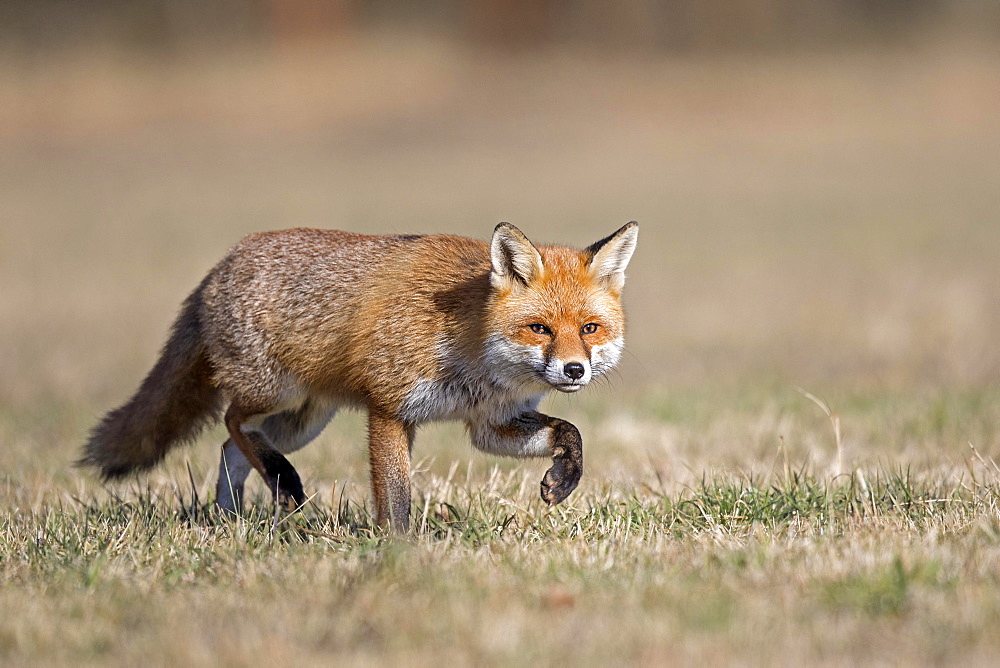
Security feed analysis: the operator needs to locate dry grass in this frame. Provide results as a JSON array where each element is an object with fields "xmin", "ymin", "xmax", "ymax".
[
  {"xmin": 5, "ymin": 445, "xmax": 1000, "ymax": 665},
  {"xmin": 2, "ymin": 32, "xmax": 1000, "ymax": 664}
]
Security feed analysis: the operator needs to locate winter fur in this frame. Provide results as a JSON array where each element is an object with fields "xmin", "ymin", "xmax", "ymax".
[{"xmin": 81, "ymin": 222, "xmax": 638, "ymax": 531}]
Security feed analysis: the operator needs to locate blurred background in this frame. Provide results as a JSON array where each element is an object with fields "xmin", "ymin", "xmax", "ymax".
[{"xmin": 2, "ymin": 1, "xmax": 999, "ymax": 486}]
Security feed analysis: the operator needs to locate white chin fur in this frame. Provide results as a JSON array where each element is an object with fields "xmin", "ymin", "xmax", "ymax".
[{"xmin": 553, "ymin": 383, "xmax": 585, "ymax": 393}]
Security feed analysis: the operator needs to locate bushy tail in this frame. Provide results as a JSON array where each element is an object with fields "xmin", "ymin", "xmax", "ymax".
[{"xmin": 80, "ymin": 281, "xmax": 222, "ymax": 479}]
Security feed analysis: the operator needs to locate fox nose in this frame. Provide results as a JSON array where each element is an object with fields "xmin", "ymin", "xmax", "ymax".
[{"xmin": 563, "ymin": 362, "xmax": 586, "ymax": 380}]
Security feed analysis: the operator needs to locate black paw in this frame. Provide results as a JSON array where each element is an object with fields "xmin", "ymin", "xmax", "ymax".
[
  {"xmin": 257, "ymin": 445, "xmax": 306, "ymax": 512},
  {"xmin": 273, "ymin": 474, "xmax": 305, "ymax": 512},
  {"xmin": 540, "ymin": 420, "xmax": 583, "ymax": 506},
  {"xmin": 540, "ymin": 457, "xmax": 581, "ymax": 506},
  {"xmin": 262, "ymin": 468, "xmax": 305, "ymax": 513}
]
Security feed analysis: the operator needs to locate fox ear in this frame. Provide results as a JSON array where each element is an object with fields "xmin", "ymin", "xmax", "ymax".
[
  {"xmin": 491, "ymin": 222, "xmax": 544, "ymax": 289},
  {"xmin": 586, "ymin": 221, "xmax": 638, "ymax": 291}
]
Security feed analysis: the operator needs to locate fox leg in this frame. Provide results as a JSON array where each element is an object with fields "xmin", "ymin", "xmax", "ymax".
[
  {"xmin": 223, "ymin": 403, "xmax": 306, "ymax": 513},
  {"xmin": 216, "ymin": 398, "xmax": 337, "ymax": 513},
  {"xmin": 469, "ymin": 412, "xmax": 583, "ymax": 506},
  {"xmin": 368, "ymin": 411, "xmax": 415, "ymax": 532},
  {"xmin": 216, "ymin": 441, "xmax": 253, "ymax": 513}
]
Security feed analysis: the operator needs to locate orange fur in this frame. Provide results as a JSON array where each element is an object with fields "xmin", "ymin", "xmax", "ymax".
[{"xmin": 81, "ymin": 222, "xmax": 638, "ymax": 532}]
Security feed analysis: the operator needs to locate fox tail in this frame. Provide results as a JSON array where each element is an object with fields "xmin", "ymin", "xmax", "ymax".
[{"xmin": 79, "ymin": 280, "xmax": 222, "ymax": 479}]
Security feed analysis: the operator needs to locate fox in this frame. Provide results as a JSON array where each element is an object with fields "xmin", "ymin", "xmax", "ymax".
[{"xmin": 81, "ymin": 221, "xmax": 638, "ymax": 531}]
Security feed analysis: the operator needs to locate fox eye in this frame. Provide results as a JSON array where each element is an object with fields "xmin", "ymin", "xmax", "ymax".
[
  {"xmin": 581, "ymin": 323, "xmax": 600, "ymax": 335},
  {"xmin": 528, "ymin": 323, "xmax": 551, "ymax": 335}
]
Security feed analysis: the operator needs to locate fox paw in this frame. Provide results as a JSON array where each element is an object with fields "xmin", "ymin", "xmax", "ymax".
[
  {"xmin": 540, "ymin": 457, "xmax": 581, "ymax": 506},
  {"xmin": 276, "ymin": 487, "xmax": 305, "ymax": 513},
  {"xmin": 269, "ymin": 473, "xmax": 306, "ymax": 513},
  {"xmin": 540, "ymin": 420, "xmax": 583, "ymax": 506}
]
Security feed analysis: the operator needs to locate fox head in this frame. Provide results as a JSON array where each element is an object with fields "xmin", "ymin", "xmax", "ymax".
[{"xmin": 486, "ymin": 222, "xmax": 638, "ymax": 394}]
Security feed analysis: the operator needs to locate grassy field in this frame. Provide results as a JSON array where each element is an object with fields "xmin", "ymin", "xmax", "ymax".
[{"xmin": 2, "ymin": 34, "xmax": 1000, "ymax": 664}]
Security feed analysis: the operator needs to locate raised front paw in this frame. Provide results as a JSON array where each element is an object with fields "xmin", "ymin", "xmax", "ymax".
[
  {"xmin": 540, "ymin": 420, "xmax": 583, "ymax": 506},
  {"xmin": 540, "ymin": 457, "xmax": 582, "ymax": 506}
]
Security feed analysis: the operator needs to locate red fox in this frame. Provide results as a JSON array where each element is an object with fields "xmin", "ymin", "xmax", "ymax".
[{"xmin": 81, "ymin": 222, "xmax": 638, "ymax": 531}]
